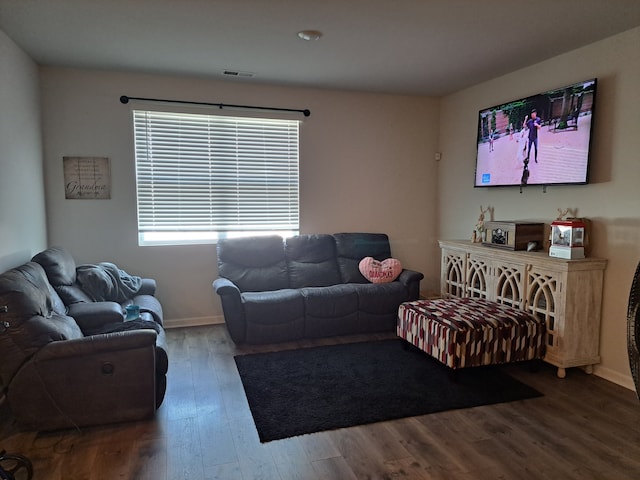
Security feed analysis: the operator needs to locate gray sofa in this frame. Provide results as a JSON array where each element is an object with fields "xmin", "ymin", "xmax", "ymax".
[
  {"xmin": 213, "ymin": 233, "xmax": 423, "ymax": 344},
  {"xmin": 0, "ymin": 247, "xmax": 167, "ymax": 431}
]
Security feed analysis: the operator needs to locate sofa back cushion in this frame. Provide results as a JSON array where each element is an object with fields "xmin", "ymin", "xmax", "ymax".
[
  {"xmin": 54, "ymin": 284, "xmax": 94, "ymax": 304},
  {"xmin": 32, "ymin": 246, "xmax": 95, "ymax": 304},
  {"xmin": 0, "ymin": 262, "xmax": 83, "ymax": 388},
  {"xmin": 32, "ymin": 246, "xmax": 77, "ymax": 286},
  {"xmin": 333, "ymin": 233, "xmax": 393, "ymax": 283},
  {"xmin": 217, "ymin": 235, "xmax": 289, "ymax": 292},
  {"xmin": 285, "ymin": 234, "xmax": 341, "ymax": 288}
]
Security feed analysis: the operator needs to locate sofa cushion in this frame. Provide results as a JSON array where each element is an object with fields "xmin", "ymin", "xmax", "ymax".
[
  {"xmin": 32, "ymin": 246, "xmax": 78, "ymax": 286},
  {"xmin": 0, "ymin": 262, "xmax": 55, "ymax": 327},
  {"xmin": 334, "ymin": 233, "xmax": 393, "ymax": 283},
  {"xmin": 55, "ymin": 284, "xmax": 93, "ymax": 304},
  {"xmin": 217, "ymin": 235, "xmax": 289, "ymax": 292},
  {"xmin": 285, "ymin": 234, "xmax": 341, "ymax": 288},
  {"xmin": 302, "ymin": 284, "xmax": 358, "ymax": 317},
  {"xmin": 242, "ymin": 289, "xmax": 305, "ymax": 326},
  {"xmin": 32, "ymin": 246, "xmax": 95, "ymax": 304},
  {"xmin": 301, "ymin": 284, "xmax": 359, "ymax": 337},
  {"xmin": 242, "ymin": 289, "xmax": 305, "ymax": 344},
  {"xmin": 355, "ymin": 282, "xmax": 409, "ymax": 333}
]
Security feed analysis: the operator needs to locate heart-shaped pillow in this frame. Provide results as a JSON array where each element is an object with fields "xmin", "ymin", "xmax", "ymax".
[{"xmin": 358, "ymin": 257, "xmax": 402, "ymax": 284}]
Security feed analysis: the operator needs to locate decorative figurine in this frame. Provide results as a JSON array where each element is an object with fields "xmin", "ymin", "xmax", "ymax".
[
  {"xmin": 473, "ymin": 205, "xmax": 491, "ymax": 243},
  {"xmin": 555, "ymin": 207, "xmax": 576, "ymax": 221}
]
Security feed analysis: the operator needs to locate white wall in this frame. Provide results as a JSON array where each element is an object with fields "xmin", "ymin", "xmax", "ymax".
[
  {"xmin": 0, "ymin": 30, "xmax": 47, "ymax": 271},
  {"xmin": 438, "ymin": 27, "xmax": 640, "ymax": 387},
  {"xmin": 39, "ymin": 68, "xmax": 440, "ymax": 326}
]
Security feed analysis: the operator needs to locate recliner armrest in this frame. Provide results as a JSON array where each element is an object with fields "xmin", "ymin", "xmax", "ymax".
[
  {"xmin": 212, "ymin": 278, "xmax": 246, "ymax": 343},
  {"xmin": 213, "ymin": 277, "xmax": 241, "ymax": 297},
  {"xmin": 138, "ymin": 278, "xmax": 157, "ymax": 296},
  {"xmin": 397, "ymin": 269, "xmax": 424, "ymax": 285},
  {"xmin": 67, "ymin": 301, "xmax": 125, "ymax": 334},
  {"xmin": 397, "ymin": 269, "xmax": 424, "ymax": 300}
]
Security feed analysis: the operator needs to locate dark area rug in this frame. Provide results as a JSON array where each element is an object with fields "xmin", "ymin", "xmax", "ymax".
[{"xmin": 234, "ymin": 339, "xmax": 543, "ymax": 442}]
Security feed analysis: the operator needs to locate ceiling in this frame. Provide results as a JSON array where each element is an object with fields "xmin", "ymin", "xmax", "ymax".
[{"xmin": 1, "ymin": 0, "xmax": 639, "ymax": 96}]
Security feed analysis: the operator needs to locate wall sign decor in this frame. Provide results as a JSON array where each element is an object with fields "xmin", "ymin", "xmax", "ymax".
[{"xmin": 63, "ymin": 156, "xmax": 111, "ymax": 199}]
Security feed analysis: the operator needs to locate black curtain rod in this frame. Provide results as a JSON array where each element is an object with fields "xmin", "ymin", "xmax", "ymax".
[{"xmin": 119, "ymin": 95, "xmax": 310, "ymax": 117}]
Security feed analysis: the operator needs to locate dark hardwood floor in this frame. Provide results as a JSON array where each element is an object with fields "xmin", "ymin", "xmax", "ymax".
[{"xmin": 1, "ymin": 324, "xmax": 640, "ymax": 480}]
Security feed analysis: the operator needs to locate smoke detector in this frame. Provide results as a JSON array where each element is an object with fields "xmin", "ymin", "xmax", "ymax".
[{"xmin": 297, "ymin": 30, "xmax": 323, "ymax": 41}]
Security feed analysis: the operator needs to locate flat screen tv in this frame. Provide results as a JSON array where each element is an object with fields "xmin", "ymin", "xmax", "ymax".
[{"xmin": 474, "ymin": 78, "xmax": 597, "ymax": 188}]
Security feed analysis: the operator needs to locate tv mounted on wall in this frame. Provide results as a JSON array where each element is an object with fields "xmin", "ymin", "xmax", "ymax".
[{"xmin": 474, "ymin": 78, "xmax": 597, "ymax": 188}]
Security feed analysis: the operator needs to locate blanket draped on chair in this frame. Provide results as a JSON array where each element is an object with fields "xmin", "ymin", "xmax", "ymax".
[{"xmin": 76, "ymin": 262, "xmax": 142, "ymax": 302}]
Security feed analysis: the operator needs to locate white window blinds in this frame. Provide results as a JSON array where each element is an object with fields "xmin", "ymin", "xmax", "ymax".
[{"xmin": 133, "ymin": 110, "xmax": 300, "ymax": 245}]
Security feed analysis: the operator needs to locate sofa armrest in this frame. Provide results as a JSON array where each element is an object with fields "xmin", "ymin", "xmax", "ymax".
[
  {"xmin": 130, "ymin": 294, "xmax": 164, "ymax": 326},
  {"xmin": 67, "ymin": 301, "xmax": 125, "ymax": 334},
  {"xmin": 213, "ymin": 277, "xmax": 240, "ymax": 296},
  {"xmin": 212, "ymin": 278, "xmax": 246, "ymax": 343},
  {"xmin": 138, "ymin": 278, "xmax": 157, "ymax": 296},
  {"xmin": 8, "ymin": 330, "xmax": 158, "ymax": 430},
  {"xmin": 398, "ymin": 269, "xmax": 424, "ymax": 300},
  {"xmin": 398, "ymin": 269, "xmax": 424, "ymax": 284}
]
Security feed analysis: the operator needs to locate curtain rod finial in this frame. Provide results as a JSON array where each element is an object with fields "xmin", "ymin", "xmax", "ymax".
[
  {"xmin": 303, "ymin": 109, "xmax": 311, "ymax": 117},
  {"xmin": 120, "ymin": 96, "xmax": 130, "ymax": 104}
]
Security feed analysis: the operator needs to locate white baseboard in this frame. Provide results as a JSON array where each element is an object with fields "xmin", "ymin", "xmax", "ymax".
[
  {"xmin": 164, "ymin": 314, "xmax": 225, "ymax": 329},
  {"xmin": 593, "ymin": 365, "xmax": 636, "ymax": 392}
]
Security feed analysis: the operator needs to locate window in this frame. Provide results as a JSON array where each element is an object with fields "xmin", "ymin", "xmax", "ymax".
[{"xmin": 132, "ymin": 110, "xmax": 300, "ymax": 245}]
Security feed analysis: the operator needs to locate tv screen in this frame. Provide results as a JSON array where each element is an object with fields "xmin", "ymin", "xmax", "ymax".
[{"xmin": 474, "ymin": 78, "xmax": 597, "ymax": 188}]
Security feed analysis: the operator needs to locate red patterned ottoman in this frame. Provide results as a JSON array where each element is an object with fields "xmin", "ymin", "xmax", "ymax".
[{"xmin": 397, "ymin": 298, "xmax": 546, "ymax": 369}]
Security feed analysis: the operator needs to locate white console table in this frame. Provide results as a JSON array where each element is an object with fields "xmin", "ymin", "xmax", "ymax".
[{"xmin": 439, "ymin": 240, "xmax": 607, "ymax": 378}]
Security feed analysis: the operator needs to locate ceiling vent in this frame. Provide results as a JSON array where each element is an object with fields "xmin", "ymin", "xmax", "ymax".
[{"xmin": 223, "ymin": 70, "xmax": 256, "ymax": 78}]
